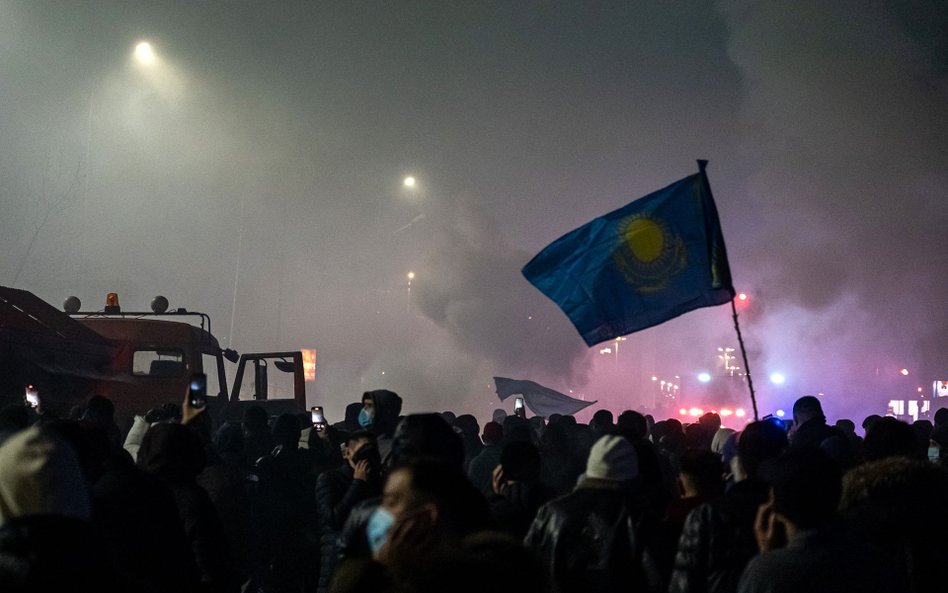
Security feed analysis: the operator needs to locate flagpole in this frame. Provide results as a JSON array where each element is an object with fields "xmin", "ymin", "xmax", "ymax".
[{"xmin": 730, "ymin": 298, "xmax": 759, "ymax": 420}]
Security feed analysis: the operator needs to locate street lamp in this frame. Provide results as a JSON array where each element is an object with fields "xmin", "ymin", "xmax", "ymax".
[
  {"xmin": 600, "ymin": 337, "xmax": 625, "ymax": 367},
  {"xmin": 134, "ymin": 42, "xmax": 156, "ymax": 65},
  {"xmin": 129, "ymin": 40, "xmax": 185, "ymax": 102},
  {"xmin": 717, "ymin": 347, "xmax": 739, "ymax": 376},
  {"xmin": 78, "ymin": 40, "xmax": 160, "ymax": 284},
  {"xmin": 403, "ymin": 176, "xmax": 416, "ymax": 189},
  {"xmin": 406, "ymin": 271, "xmax": 415, "ymax": 312}
]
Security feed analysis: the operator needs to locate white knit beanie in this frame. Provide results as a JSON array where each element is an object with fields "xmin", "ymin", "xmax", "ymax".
[
  {"xmin": 585, "ymin": 435, "xmax": 638, "ymax": 481},
  {"xmin": 0, "ymin": 426, "xmax": 91, "ymax": 525}
]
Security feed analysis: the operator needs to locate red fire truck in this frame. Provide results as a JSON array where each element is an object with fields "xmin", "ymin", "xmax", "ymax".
[{"xmin": 0, "ymin": 285, "xmax": 307, "ymax": 428}]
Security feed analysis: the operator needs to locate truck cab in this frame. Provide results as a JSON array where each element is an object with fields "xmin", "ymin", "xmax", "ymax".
[{"xmin": 0, "ymin": 286, "xmax": 306, "ymax": 429}]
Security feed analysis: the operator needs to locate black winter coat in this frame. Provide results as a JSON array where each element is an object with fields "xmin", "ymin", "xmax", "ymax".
[
  {"xmin": 0, "ymin": 515, "xmax": 122, "ymax": 593},
  {"xmin": 524, "ymin": 480, "xmax": 663, "ymax": 593},
  {"xmin": 467, "ymin": 444, "xmax": 502, "ymax": 499},
  {"xmin": 789, "ymin": 419, "xmax": 846, "ymax": 451},
  {"xmin": 336, "ymin": 496, "xmax": 380, "ymax": 564},
  {"xmin": 668, "ymin": 478, "xmax": 770, "ymax": 593},
  {"xmin": 315, "ymin": 464, "xmax": 379, "ymax": 592},
  {"xmin": 93, "ymin": 460, "xmax": 201, "ymax": 593},
  {"xmin": 252, "ymin": 446, "xmax": 318, "ymax": 592},
  {"xmin": 489, "ymin": 480, "xmax": 554, "ymax": 540}
]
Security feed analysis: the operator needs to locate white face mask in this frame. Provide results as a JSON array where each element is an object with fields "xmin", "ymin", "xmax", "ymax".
[
  {"xmin": 367, "ymin": 507, "xmax": 395, "ymax": 554},
  {"xmin": 929, "ymin": 446, "xmax": 941, "ymax": 463}
]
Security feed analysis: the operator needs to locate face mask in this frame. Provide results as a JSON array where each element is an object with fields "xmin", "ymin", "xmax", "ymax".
[
  {"xmin": 358, "ymin": 408, "xmax": 374, "ymax": 428},
  {"xmin": 367, "ymin": 507, "xmax": 395, "ymax": 554},
  {"xmin": 929, "ymin": 446, "xmax": 940, "ymax": 462}
]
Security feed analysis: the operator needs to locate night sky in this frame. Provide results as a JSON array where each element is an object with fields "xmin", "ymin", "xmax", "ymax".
[{"xmin": 2, "ymin": 1, "xmax": 946, "ymax": 423}]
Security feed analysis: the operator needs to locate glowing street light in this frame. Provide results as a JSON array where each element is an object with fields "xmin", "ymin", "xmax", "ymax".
[
  {"xmin": 129, "ymin": 40, "xmax": 186, "ymax": 103},
  {"xmin": 611, "ymin": 336, "xmax": 626, "ymax": 368},
  {"xmin": 900, "ymin": 368, "xmax": 909, "ymax": 376},
  {"xmin": 403, "ymin": 176, "xmax": 416, "ymax": 189},
  {"xmin": 718, "ymin": 347, "xmax": 739, "ymax": 376},
  {"xmin": 698, "ymin": 372, "xmax": 712, "ymax": 383},
  {"xmin": 770, "ymin": 372, "xmax": 786, "ymax": 385},
  {"xmin": 406, "ymin": 271, "xmax": 415, "ymax": 312},
  {"xmin": 134, "ymin": 41, "xmax": 156, "ymax": 65},
  {"xmin": 80, "ymin": 39, "xmax": 165, "ymax": 282}
]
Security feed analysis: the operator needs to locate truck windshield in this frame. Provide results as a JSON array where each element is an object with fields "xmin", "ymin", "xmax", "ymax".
[{"xmin": 133, "ymin": 350, "xmax": 184, "ymax": 377}]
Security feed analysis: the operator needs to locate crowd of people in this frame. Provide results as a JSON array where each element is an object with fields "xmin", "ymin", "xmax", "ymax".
[{"xmin": 1, "ymin": 388, "xmax": 947, "ymax": 593}]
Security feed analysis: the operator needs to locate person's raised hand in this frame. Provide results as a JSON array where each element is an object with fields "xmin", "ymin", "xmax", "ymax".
[
  {"xmin": 491, "ymin": 464, "xmax": 509, "ymax": 496},
  {"xmin": 181, "ymin": 388, "xmax": 205, "ymax": 425},
  {"xmin": 753, "ymin": 499, "xmax": 786, "ymax": 552},
  {"xmin": 353, "ymin": 459, "xmax": 370, "ymax": 481}
]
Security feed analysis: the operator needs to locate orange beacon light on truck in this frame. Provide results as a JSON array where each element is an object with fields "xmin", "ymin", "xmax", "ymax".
[{"xmin": 105, "ymin": 293, "xmax": 121, "ymax": 313}]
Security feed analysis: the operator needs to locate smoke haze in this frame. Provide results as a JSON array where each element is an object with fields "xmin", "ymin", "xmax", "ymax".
[{"xmin": 1, "ymin": 1, "xmax": 945, "ymax": 423}]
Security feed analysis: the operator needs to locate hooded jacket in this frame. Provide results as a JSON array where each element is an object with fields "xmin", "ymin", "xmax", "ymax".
[
  {"xmin": 366, "ymin": 390, "xmax": 402, "ymax": 437},
  {"xmin": 138, "ymin": 423, "xmax": 237, "ymax": 591},
  {"xmin": 0, "ymin": 427, "xmax": 120, "ymax": 591}
]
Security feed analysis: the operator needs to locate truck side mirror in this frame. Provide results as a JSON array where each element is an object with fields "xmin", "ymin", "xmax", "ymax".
[{"xmin": 274, "ymin": 360, "xmax": 295, "ymax": 373}]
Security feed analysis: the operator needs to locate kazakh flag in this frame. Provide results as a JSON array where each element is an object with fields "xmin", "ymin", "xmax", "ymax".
[{"xmin": 522, "ymin": 161, "xmax": 734, "ymax": 347}]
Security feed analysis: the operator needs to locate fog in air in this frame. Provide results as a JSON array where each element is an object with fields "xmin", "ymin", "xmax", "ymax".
[{"xmin": 2, "ymin": 1, "xmax": 946, "ymax": 423}]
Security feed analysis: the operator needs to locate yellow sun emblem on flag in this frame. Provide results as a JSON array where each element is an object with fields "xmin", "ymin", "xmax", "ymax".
[{"xmin": 613, "ymin": 214, "xmax": 687, "ymax": 291}]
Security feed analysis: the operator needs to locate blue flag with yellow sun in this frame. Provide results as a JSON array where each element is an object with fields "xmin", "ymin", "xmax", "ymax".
[{"xmin": 522, "ymin": 161, "xmax": 734, "ymax": 347}]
